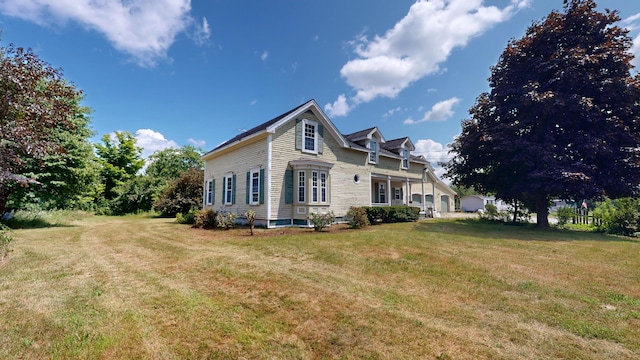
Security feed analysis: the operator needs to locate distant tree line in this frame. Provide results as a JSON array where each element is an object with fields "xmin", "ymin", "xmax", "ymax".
[{"xmin": 0, "ymin": 41, "xmax": 205, "ymax": 218}]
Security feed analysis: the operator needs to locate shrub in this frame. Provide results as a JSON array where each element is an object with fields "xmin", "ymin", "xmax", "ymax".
[
  {"xmin": 556, "ymin": 206, "xmax": 575, "ymax": 226},
  {"xmin": 593, "ymin": 198, "xmax": 640, "ymax": 236},
  {"xmin": 216, "ymin": 211, "xmax": 237, "ymax": 230},
  {"xmin": 193, "ymin": 209, "xmax": 217, "ymax": 229},
  {"xmin": 176, "ymin": 211, "xmax": 196, "ymax": 225},
  {"xmin": 153, "ymin": 168, "xmax": 204, "ymax": 217},
  {"xmin": 363, "ymin": 206, "xmax": 420, "ymax": 224},
  {"xmin": 482, "ymin": 203, "xmax": 500, "ymax": 220},
  {"xmin": 345, "ymin": 207, "xmax": 369, "ymax": 229},
  {"xmin": 309, "ymin": 211, "xmax": 335, "ymax": 232},
  {"xmin": 245, "ymin": 210, "xmax": 256, "ymax": 235}
]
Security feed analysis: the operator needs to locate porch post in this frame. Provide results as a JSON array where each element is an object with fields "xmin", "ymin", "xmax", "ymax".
[
  {"xmin": 432, "ymin": 181, "xmax": 436, "ymax": 212},
  {"xmin": 405, "ymin": 178, "xmax": 410, "ymax": 206},
  {"xmin": 387, "ymin": 176, "xmax": 391, "ymax": 206},
  {"xmin": 421, "ymin": 178, "xmax": 425, "ymax": 212}
]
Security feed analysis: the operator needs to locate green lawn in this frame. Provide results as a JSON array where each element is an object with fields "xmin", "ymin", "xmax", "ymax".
[{"xmin": 1, "ymin": 215, "xmax": 639, "ymax": 359}]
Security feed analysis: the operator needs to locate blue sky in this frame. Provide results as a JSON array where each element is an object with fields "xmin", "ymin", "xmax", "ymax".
[{"xmin": 1, "ymin": 0, "xmax": 639, "ymax": 176}]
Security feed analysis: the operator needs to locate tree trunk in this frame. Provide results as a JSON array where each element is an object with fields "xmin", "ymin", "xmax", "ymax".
[
  {"xmin": 512, "ymin": 202, "xmax": 518, "ymax": 223},
  {"xmin": 535, "ymin": 196, "xmax": 549, "ymax": 228}
]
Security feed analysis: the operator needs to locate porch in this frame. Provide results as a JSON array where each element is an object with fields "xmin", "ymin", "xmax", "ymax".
[{"xmin": 369, "ymin": 174, "xmax": 440, "ymax": 217}]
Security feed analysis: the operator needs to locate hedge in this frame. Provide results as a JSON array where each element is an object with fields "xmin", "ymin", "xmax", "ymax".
[{"xmin": 363, "ymin": 206, "xmax": 420, "ymax": 224}]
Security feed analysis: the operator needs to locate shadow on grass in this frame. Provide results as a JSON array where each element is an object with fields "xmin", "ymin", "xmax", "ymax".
[
  {"xmin": 414, "ymin": 218, "xmax": 636, "ymax": 243},
  {"xmin": 1, "ymin": 211, "xmax": 80, "ymax": 229}
]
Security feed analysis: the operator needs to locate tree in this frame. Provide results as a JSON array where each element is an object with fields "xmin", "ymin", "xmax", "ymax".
[
  {"xmin": 110, "ymin": 175, "xmax": 165, "ymax": 215},
  {"xmin": 444, "ymin": 0, "xmax": 640, "ymax": 228},
  {"xmin": 153, "ymin": 168, "xmax": 204, "ymax": 217},
  {"xmin": 0, "ymin": 43, "xmax": 83, "ymax": 214},
  {"xmin": 94, "ymin": 131, "xmax": 144, "ymax": 201},
  {"xmin": 8, "ymin": 98, "xmax": 99, "ymax": 210},
  {"xmin": 145, "ymin": 145, "xmax": 203, "ymax": 181}
]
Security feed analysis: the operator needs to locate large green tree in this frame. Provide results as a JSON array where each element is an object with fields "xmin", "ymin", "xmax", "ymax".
[
  {"xmin": 0, "ymin": 43, "xmax": 83, "ymax": 214},
  {"xmin": 8, "ymin": 98, "xmax": 99, "ymax": 210},
  {"xmin": 145, "ymin": 145, "xmax": 203, "ymax": 181},
  {"xmin": 444, "ymin": 0, "xmax": 640, "ymax": 227},
  {"xmin": 95, "ymin": 131, "xmax": 145, "ymax": 201}
]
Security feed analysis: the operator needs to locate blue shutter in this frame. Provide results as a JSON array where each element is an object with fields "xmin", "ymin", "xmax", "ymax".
[
  {"xmin": 259, "ymin": 169, "xmax": 265, "ymax": 204},
  {"xmin": 232, "ymin": 174, "xmax": 236, "ymax": 204},
  {"xmin": 295, "ymin": 119, "xmax": 302, "ymax": 150},
  {"xmin": 246, "ymin": 171, "xmax": 250, "ymax": 204},
  {"xmin": 318, "ymin": 124, "xmax": 324, "ymax": 154},
  {"xmin": 285, "ymin": 169, "xmax": 293, "ymax": 204},
  {"xmin": 212, "ymin": 179, "xmax": 215, "ymax": 205}
]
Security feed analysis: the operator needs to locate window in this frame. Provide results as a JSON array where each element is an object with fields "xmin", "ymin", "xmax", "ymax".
[
  {"xmin": 250, "ymin": 170, "xmax": 260, "ymax": 205},
  {"xmin": 304, "ymin": 120, "xmax": 317, "ymax": 153},
  {"xmin": 320, "ymin": 172, "xmax": 327, "ymax": 202},
  {"xmin": 205, "ymin": 180, "xmax": 214, "ymax": 205},
  {"xmin": 297, "ymin": 171, "xmax": 305, "ymax": 203},
  {"xmin": 312, "ymin": 171, "xmax": 318, "ymax": 203},
  {"xmin": 379, "ymin": 183, "xmax": 386, "ymax": 204},
  {"xmin": 223, "ymin": 175, "xmax": 234, "ymax": 205},
  {"xmin": 369, "ymin": 140, "xmax": 378, "ymax": 163},
  {"xmin": 394, "ymin": 188, "xmax": 401, "ymax": 200},
  {"xmin": 402, "ymin": 149, "xmax": 409, "ymax": 169}
]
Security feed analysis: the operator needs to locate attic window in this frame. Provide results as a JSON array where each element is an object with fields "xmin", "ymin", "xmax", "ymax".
[
  {"xmin": 402, "ymin": 149, "xmax": 410, "ymax": 169},
  {"xmin": 369, "ymin": 140, "xmax": 378, "ymax": 164},
  {"xmin": 303, "ymin": 119, "xmax": 317, "ymax": 153}
]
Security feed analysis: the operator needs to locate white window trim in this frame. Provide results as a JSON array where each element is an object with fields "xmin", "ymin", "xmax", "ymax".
[
  {"xmin": 394, "ymin": 187, "xmax": 401, "ymax": 200},
  {"xmin": 206, "ymin": 180, "xmax": 213, "ymax": 205},
  {"xmin": 223, "ymin": 174, "xmax": 233, "ymax": 205},
  {"xmin": 369, "ymin": 139, "xmax": 378, "ymax": 164},
  {"xmin": 379, "ymin": 183, "xmax": 386, "ymax": 204},
  {"xmin": 297, "ymin": 170, "xmax": 306, "ymax": 203},
  {"xmin": 311, "ymin": 170, "xmax": 318, "ymax": 203},
  {"xmin": 320, "ymin": 172, "xmax": 327, "ymax": 203},
  {"xmin": 401, "ymin": 149, "xmax": 410, "ymax": 169},
  {"xmin": 302, "ymin": 119, "xmax": 318, "ymax": 154},
  {"xmin": 249, "ymin": 168, "xmax": 260, "ymax": 205}
]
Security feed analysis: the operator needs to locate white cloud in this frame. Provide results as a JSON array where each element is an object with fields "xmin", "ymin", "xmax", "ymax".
[
  {"xmin": 382, "ymin": 107, "xmax": 403, "ymax": 118},
  {"xmin": 404, "ymin": 97, "xmax": 460, "ymax": 124},
  {"xmin": 331, "ymin": 0, "xmax": 529, "ymax": 116},
  {"xmin": 261, "ymin": 50, "xmax": 269, "ymax": 62},
  {"xmin": 413, "ymin": 138, "xmax": 454, "ymax": 165},
  {"xmin": 191, "ymin": 17, "xmax": 211, "ymax": 46},
  {"xmin": 413, "ymin": 138, "xmax": 456, "ymax": 182},
  {"xmin": 0, "ymin": 0, "xmax": 203, "ymax": 67},
  {"xmin": 187, "ymin": 138, "xmax": 206, "ymax": 147},
  {"xmin": 324, "ymin": 94, "xmax": 351, "ymax": 117},
  {"xmin": 135, "ymin": 129, "xmax": 179, "ymax": 158}
]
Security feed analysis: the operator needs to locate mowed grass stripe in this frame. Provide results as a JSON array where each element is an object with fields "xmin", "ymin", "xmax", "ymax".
[{"xmin": 1, "ymin": 216, "xmax": 638, "ymax": 359}]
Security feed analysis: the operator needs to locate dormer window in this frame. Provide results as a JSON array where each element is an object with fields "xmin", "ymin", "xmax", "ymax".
[
  {"xmin": 369, "ymin": 139, "xmax": 378, "ymax": 164},
  {"xmin": 402, "ymin": 149, "xmax": 410, "ymax": 169},
  {"xmin": 303, "ymin": 119, "xmax": 317, "ymax": 153}
]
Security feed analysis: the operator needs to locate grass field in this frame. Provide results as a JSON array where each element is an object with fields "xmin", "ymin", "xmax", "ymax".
[{"xmin": 1, "ymin": 215, "xmax": 639, "ymax": 359}]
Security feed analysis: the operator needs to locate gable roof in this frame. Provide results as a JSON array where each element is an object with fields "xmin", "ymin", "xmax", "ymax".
[
  {"xmin": 202, "ymin": 100, "xmax": 433, "ymax": 168},
  {"xmin": 345, "ymin": 127, "xmax": 386, "ymax": 143},
  {"xmin": 382, "ymin": 137, "xmax": 415, "ymax": 152},
  {"xmin": 204, "ymin": 101, "xmax": 308, "ymax": 156},
  {"xmin": 203, "ymin": 99, "xmax": 348, "ymax": 159}
]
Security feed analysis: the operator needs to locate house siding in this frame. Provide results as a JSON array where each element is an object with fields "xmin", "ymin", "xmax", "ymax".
[
  {"xmin": 203, "ymin": 135, "xmax": 269, "ymax": 219},
  {"xmin": 203, "ymin": 100, "xmax": 458, "ymax": 226},
  {"xmin": 271, "ymin": 113, "xmax": 372, "ymax": 219}
]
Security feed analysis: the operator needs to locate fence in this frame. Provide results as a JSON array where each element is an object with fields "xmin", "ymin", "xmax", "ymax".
[{"xmin": 572, "ymin": 210, "xmax": 601, "ymax": 226}]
